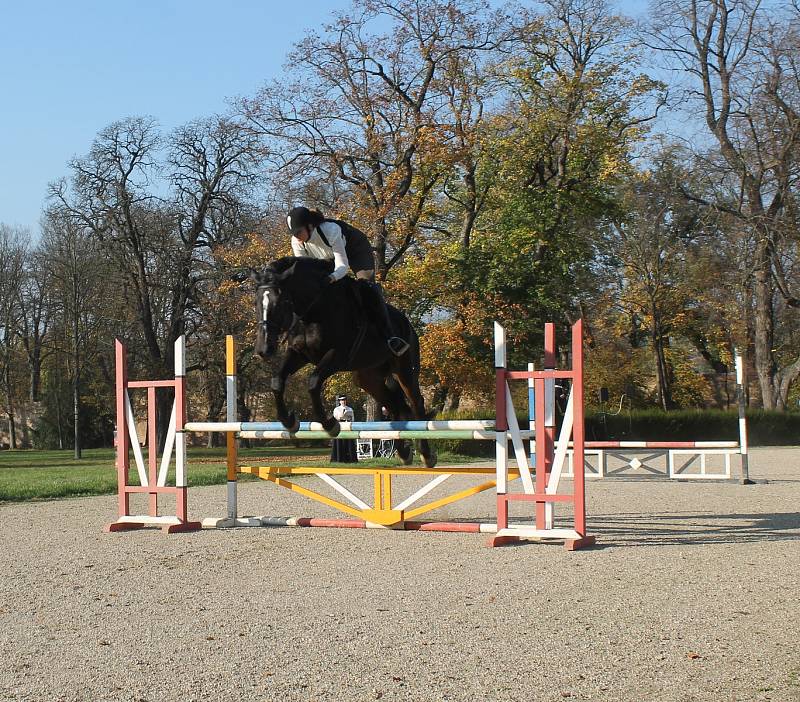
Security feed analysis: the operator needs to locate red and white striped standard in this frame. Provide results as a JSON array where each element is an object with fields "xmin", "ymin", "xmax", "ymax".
[
  {"xmin": 489, "ymin": 320, "xmax": 595, "ymax": 550},
  {"xmin": 106, "ymin": 336, "xmax": 201, "ymax": 534}
]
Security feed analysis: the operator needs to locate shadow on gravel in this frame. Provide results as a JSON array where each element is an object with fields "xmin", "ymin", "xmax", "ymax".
[{"xmin": 589, "ymin": 511, "xmax": 800, "ymax": 547}]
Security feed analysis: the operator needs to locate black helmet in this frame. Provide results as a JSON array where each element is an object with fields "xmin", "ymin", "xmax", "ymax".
[{"xmin": 287, "ymin": 206, "xmax": 314, "ymax": 234}]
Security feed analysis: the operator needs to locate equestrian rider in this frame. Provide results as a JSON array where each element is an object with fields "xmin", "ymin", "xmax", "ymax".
[{"xmin": 286, "ymin": 206, "xmax": 409, "ymax": 356}]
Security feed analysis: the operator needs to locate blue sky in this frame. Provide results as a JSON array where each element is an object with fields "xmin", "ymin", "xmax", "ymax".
[{"xmin": 0, "ymin": 0, "xmax": 649, "ymax": 236}]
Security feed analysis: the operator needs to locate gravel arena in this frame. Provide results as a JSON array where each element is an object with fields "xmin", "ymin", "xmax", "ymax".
[{"xmin": 1, "ymin": 446, "xmax": 799, "ymax": 702}]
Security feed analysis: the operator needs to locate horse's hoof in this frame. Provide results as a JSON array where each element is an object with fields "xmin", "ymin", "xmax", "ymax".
[
  {"xmin": 423, "ymin": 450, "xmax": 438, "ymax": 469},
  {"xmin": 283, "ymin": 413, "xmax": 300, "ymax": 434},
  {"xmin": 323, "ymin": 417, "xmax": 340, "ymax": 437},
  {"xmin": 397, "ymin": 444, "xmax": 413, "ymax": 465}
]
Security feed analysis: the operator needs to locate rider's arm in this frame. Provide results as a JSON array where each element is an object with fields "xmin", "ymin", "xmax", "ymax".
[
  {"xmin": 319, "ymin": 221, "xmax": 349, "ymax": 281},
  {"xmin": 291, "ymin": 236, "xmax": 306, "ymax": 257}
]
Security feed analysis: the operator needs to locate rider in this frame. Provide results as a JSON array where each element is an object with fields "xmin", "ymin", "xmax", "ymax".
[{"xmin": 286, "ymin": 206, "xmax": 409, "ymax": 356}]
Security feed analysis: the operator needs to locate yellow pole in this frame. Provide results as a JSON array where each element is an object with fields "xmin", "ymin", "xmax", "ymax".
[
  {"xmin": 373, "ymin": 471, "xmax": 382, "ymax": 509},
  {"xmin": 226, "ymin": 335, "xmax": 238, "ymax": 522}
]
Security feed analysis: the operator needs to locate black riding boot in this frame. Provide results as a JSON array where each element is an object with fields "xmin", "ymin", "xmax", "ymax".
[{"xmin": 365, "ymin": 281, "xmax": 409, "ymax": 356}]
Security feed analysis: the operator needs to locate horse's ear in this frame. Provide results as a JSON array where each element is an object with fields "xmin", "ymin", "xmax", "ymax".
[
  {"xmin": 278, "ymin": 263, "xmax": 296, "ymax": 282},
  {"xmin": 250, "ymin": 269, "xmax": 265, "ymax": 286}
]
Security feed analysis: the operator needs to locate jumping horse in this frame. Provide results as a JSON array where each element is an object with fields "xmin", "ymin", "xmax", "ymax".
[{"xmin": 253, "ymin": 257, "xmax": 437, "ymax": 469}]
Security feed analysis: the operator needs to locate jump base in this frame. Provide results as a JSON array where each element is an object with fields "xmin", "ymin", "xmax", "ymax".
[
  {"xmin": 487, "ymin": 533, "xmax": 596, "ymax": 550},
  {"xmin": 105, "ymin": 517, "xmax": 202, "ymax": 534}
]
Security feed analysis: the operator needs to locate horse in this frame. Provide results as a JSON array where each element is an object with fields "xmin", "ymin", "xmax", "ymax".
[{"xmin": 252, "ymin": 256, "xmax": 437, "ymax": 469}]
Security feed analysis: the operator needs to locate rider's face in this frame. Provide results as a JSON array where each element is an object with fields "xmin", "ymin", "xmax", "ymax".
[{"xmin": 295, "ymin": 225, "xmax": 311, "ymax": 243}]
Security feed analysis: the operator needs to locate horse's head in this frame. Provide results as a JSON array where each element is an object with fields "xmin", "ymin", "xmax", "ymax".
[
  {"xmin": 253, "ymin": 264, "xmax": 296, "ymax": 359},
  {"xmin": 253, "ymin": 257, "xmax": 336, "ymax": 359}
]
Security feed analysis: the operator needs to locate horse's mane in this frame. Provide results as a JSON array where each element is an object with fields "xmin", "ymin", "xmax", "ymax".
[
  {"xmin": 267, "ymin": 256, "xmax": 334, "ymax": 276},
  {"xmin": 260, "ymin": 257, "xmax": 336, "ymax": 292}
]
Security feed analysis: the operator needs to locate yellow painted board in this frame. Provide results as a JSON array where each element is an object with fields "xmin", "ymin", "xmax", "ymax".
[
  {"xmin": 237, "ymin": 465, "xmax": 521, "ymax": 525},
  {"xmin": 226, "ymin": 336, "xmax": 236, "ymax": 375},
  {"xmin": 361, "ymin": 508, "xmax": 403, "ymax": 526},
  {"xmin": 383, "ymin": 473, "xmax": 392, "ymax": 510},
  {"xmin": 259, "ymin": 472, "xmax": 404, "ymax": 526},
  {"xmin": 263, "ymin": 474, "xmax": 370, "ymax": 521},
  {"xmin": 403, "ymin": 480, "xmax": 499, "ymax": 520},
  {"xmin": 226, "ymin": 432, "xmax": 237, "ymax": 481},
  {"xmin": 238, "ymin": 465, "xmax": 521, "ymax": 478},
  {"xmin": 373, "ymin": 473, "xmax": 382, "ymax": 509}
]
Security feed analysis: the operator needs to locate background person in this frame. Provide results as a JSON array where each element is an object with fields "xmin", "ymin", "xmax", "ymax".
[{"xmin": 330, "ymin": 395, "xmax": 358, "ymax": 463}]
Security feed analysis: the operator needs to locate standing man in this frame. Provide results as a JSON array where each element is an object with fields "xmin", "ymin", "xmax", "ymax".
[
  {"xmin": 330, "ymin": 395, "xmax": 358, "ymax": 463},
  {"xmin": 286, "ymin": 206, "xmax": 409, "ymax": 356}
]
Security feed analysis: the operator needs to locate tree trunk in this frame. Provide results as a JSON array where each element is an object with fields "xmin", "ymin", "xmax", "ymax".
[
  {"xmin": 72, "ymin": 284, "xmax": 82, "ymax": 460},
  {"xmin": 651, "ymin": 312, "xmax": 673, "ymax": 410},
  {"xmin": 3, "ymin": 361, "xmax": 16, "ymax": 449},
  {"xmin": 752, "ymin": 240, "xmax": 776, "ymax": 409},
  {"xmin": 73, "ymin": 372, "xmax": 81, "ymax": 459},
  {"xmin": 7, "ymin": 413, "xmax": 16, "ymax": 449},
  {"xmin": 55, "ymin": 383, "xmax": 64, "ymax": 450},
  {"xmin": 29, "ymin": 342, "xmax": 41, "ymax": 402},
  {"xmin": 460, "ymin": 166, "xmax": 478, "ymax": 249},
  {"xmin": 206, "ymin": 387, "xmax": 225, "ymax": 449},
  {"xmin": 443, "ymin": 390, "xmax": 461, "ymax": 414},
  {"xmin": 365, "ymin": 397, "xmax": 380, "ymax": 421}
]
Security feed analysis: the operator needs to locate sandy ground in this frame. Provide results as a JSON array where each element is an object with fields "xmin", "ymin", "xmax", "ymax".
[{"xmin": 1, "ymin": 447, "xmax": 798, "ymax": 702}]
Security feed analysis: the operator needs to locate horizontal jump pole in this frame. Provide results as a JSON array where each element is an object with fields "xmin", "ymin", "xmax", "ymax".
[
  {"xmin": 258, "ymin": 516, "xmax": 499, "ymax": 533},
  {"xmin": 183, "ymin": 422, "xmax": 735, "ymax": 447},
  {"xmin": 238, "ymin": 429, "xmax": 535, "ymax": 440},
  {"xmin": 239, "ymin": 465, "xmax": 523, "ymax": 477},
  {"xmin": 584, "ymin": 440, "xmax": 739, "ymax": 449},
  {"xmin": 183, "ymin": 420, "xmax": 496, "ymax": 433}
]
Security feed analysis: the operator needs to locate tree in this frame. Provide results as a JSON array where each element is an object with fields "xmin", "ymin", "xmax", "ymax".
[
  {"xmin": 49, "ymin": 115, "xmax": 261, "ymax": 440},
  {"xmin": 0, "ymin": 225, "xmax": 28, "ymax": 448},
  {"xmin": 649, "ymin": 0, "xmax": 800, "ymax": 408},
  {"xmin": 396, "ymin": 0, "xmax": 666, "ymax": 383},
  {"xmin": 17, "ymin": 245, "xmax": 54, "ymax": 403},
  {"xmin": 40, "ymin": 211, "xmax": 109, "ymax": 459},
  {"xmin": 610, "ymin": 156, "xmax": 707, "ymax": 409},
  {"xmin": 242, "ymin": 0, "xmax": 505, "ymax": 278}
]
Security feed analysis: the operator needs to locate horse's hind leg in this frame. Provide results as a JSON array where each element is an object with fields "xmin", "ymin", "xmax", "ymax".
[
  {"xmin": 354, "ymin": 369, "xmax": 414, "ymax": 465},
  {"xmin": 393, "ymin": 362, "xmax": 437, "ymax": 469},
  {"xmin": 382, "ymin": 379, "xmax": 415, "ymax": 465}
]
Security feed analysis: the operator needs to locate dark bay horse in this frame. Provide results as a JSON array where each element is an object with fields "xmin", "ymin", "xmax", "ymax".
[{"xmin": 253, "ymin": 257, "xmax": 437, "ymax": 469}]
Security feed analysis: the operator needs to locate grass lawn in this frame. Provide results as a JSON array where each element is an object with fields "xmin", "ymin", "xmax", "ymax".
[{"xmin": 0, "ymin": 444, "xmax": 481, "ymax": 502}]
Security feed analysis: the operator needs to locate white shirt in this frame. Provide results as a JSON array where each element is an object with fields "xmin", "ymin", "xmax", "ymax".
[
  {"xmin": 333, "ymin": 404, "xmax": 354, "ymax": 422},
  {"xmin": 291, "ymin": 221, "xmax": 349, "ymax": 281}
]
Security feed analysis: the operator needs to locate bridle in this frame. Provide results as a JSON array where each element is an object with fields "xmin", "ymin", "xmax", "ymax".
[
  {"xmin": 257, "ymin": 285, "xmax": 291, "ymax": 340},
  {"xmin": 257, "ymin": 272, "xmax": 331, "ymax": 346}
]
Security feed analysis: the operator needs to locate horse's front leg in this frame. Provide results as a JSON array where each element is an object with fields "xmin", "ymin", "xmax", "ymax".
[
  {"xmin": 271, "ymin": 352, "xmax": 308, "ymax": 433},
  {"xmin": 308, "ymin": 349, "xmax": 341, "ymax": 437}
]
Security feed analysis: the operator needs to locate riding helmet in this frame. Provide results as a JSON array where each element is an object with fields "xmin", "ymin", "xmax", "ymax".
[{"xmin": 287, "ymin": 206, "xmax": 314, "ymax": 234}]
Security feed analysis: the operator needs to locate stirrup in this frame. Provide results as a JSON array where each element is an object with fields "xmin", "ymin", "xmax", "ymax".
[{"xmin": 388, "ymin": 337, "xmax": 410, "ymax": 356}]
